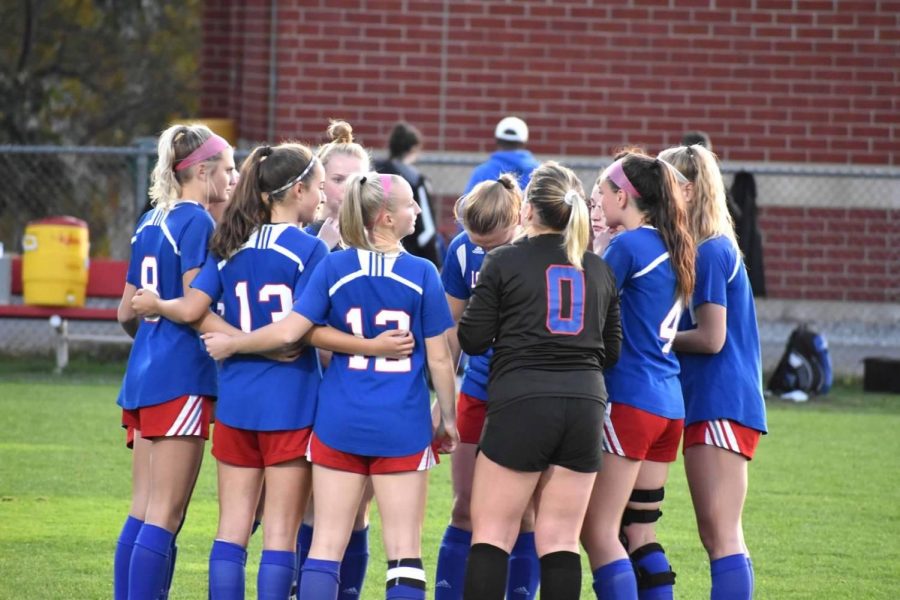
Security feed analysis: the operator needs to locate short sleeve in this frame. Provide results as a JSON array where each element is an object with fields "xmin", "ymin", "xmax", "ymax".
[
  {"xmin": 602, "ymin": 235, "xmax": 634, "ymax": 293},
  {"xmin": 440, "ymin": 237, "xmax": 470, "ymax": 300},
  {"xmin": 126, "ymin": 213, "xmax": 152, "ymax": 286},
  {"xmin": 693, "ymin": 240, "xmax": 731, "ymax": 309},
  {"xmin": 294, "ymin": 238, "xmax": 329, "ymax": 300},
  {"xmin": 179, "ymin": 213, "xmax": 215, "ymax": 273},
  {"xmin": 126, "ymin": 249, "xmax": 141, "ymax": 287},
  {"xmin": 190, "ymin": 251, "xmax": 222, "ymax": 302},
  {"xmin": 421, "ymin": 262, "xmax": 455, "ymax": 338},
  {"xmin": 294, "ymin": 256, "xmax": 331, "ymax": 325}
]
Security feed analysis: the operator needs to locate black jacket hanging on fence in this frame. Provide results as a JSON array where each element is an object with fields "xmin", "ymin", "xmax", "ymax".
[{"xmin": 729, "ymin": 171, "xmax": 767, "ymax": 296}]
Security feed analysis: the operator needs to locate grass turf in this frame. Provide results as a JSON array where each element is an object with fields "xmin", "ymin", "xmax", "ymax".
[{"xmin": 1, "ymin": 358, "xmax": 898, "ymax": 598}]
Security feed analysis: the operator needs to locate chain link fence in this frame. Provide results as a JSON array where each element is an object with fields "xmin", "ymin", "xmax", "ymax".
[{"xmin": 1, "ymin": 145, "xmax": 898, "ymax": 374}]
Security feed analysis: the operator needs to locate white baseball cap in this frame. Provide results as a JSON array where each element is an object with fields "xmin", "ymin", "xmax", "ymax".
[{"xmin": 494, "ymin": 116, "xmax": 529, "ymax": 143}]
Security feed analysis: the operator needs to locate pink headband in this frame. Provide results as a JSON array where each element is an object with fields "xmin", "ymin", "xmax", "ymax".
[
  {"xmin": 175, "ymin": 134, "xmax": 230, "ymax": 171},
  {"xmin": 604, "ymin": 159, "xmax": 641, "ymax": 198},
  {"xmin": 380, "ymin": 174, "xmax": 393, "ymax": 199}
]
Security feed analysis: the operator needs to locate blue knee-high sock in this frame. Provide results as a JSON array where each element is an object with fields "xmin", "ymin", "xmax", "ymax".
[
  {"xmin": 129, "ymin": 524, "xmax": 174, "ymax": 600},
  {"xmin": 507, "ymin": 532, "xmax": 539, "ymax": 599},
  {"xmin": 158, "ymin": 542, "xmax": 177, "ymax": 600},
  {"xmin": 711, "ymin": 554, "xmax": 752, "ymax": 600},
  {"xmin": 259, "ymin": 550, "xmax": 297, "ymax": 600},
  {"xmin": 746, "ymin": 555, "xmax": 754, "ymax": 597},
  {"xmin": 299, "ymin": 558, "xmax": 340, "ymax": 600},
  {"xmin": 339, "ymin": 527, "xmax": 369, "ymax": 599},
  {"xmin": 114, "ymin": 515, "xmax": 143, "ymax": 600},
  {"xmin": 631, "ymin": 544, "xmax": 673, "ymax": 600},
  {"xmin": 386, "ymin": 557, "xmax": 426, "ymax": 600},
  {"xmin": 209, "ymin": 540, "xmax": 247, "ymax": 600},
  {"xmin": 295, "ymin": 523, "xmax": 314, "ymax": 592},
  {"xmin": 592, "ymin": 558, "xmax": 638, "ymax": 600},
  {"xmin": 434, "ymin": 525, "xmax": 471, "ymax": 600}
]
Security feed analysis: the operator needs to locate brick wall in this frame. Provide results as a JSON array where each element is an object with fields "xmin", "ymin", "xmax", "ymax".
[
  {"xmin": 758, "ymin": 206, "xmax": 898, "ymax": 302},
  {"xmin": 200, "ymin": 0, "xmax": 899, "ymax": 301}
]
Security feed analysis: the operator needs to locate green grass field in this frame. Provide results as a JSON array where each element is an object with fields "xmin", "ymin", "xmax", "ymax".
[{"xmin": 1, "ymin": 358, "xmax": 899, "ymax": 599}]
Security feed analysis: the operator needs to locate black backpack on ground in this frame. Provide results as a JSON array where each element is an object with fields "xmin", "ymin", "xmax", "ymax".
[{"xmin": 767, "ymin": 325, "xmax": 833, "ymax": 396}]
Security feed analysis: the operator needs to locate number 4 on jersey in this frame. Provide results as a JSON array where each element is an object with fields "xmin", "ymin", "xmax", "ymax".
[{"xmin": 659, "ymin": 299, "xmax": 683, "ymax": 354}]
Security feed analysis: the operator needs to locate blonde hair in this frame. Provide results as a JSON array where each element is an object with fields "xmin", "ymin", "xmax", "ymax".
[
  {"xmin": 339, "ymin": 172, "xmax": 398, "ymax": 251},
  {"xmin": 657, "ymin": 144, "xmax": 737, "ymax": 247},
  {"xmin": 149, "ymin": 123, "xmax": 222, "ymax": 211},
  {"xmin": 524, "ymin": 161, "xmax": 590, "ymax": 270},
  {"xmin": 317, "ymin": 120, "xmax": 371, "ymax": 170},
  {"xmin": 455, "ymin": 173, "xmax": 522, "ymax": 235}
]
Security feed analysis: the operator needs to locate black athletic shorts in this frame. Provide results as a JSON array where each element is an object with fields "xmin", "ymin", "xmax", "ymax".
[{"xmin": 478, "ymin": 396, "xmax": 605, "ymax": 473}]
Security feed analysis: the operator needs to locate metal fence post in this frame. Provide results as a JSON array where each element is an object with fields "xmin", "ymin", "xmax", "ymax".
[{"xmin": 133, "ymin": 137, "xmax": 157, "ymax": 215}]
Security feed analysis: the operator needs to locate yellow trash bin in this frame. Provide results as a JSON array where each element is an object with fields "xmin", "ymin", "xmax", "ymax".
[{"xmin": 22, "ymin": 216, "xmax": 90, "ymax": 307}]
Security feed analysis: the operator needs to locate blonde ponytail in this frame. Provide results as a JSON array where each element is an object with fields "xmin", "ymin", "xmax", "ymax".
[{"xmin": 563, "ymin": 189, "xmax": 589, "ymax": 270}]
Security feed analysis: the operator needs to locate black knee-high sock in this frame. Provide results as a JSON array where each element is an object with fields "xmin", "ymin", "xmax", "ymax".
[
  {"xmin": 539, "ymin": 551, "xmax": 581, "ymax": 600},
  {"xmin": 463, "ymin": 543, "xmax": 509, "ymax": 600}
]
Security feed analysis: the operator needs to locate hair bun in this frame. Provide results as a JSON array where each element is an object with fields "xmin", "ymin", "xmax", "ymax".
[{"xmin": 327, "ymin": 120, "xmax": 354, "ymax": 144}]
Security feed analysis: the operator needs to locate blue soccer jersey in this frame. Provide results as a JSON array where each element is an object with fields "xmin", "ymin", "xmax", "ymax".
[
  {"xmin": 119, "ymin": 202, "xmax": 217, "ymax": 410},
  {"xmin": 296, "ymin": 248, "xmax": 454, "ymax": 457},
  {"xmin": 441, "ymin": 232, "xmax": 491, "ymax": 401},
  {"xmin": 602, "ymin": 226, "xmax": 685, "ymax": 419},
  {"xmin": 677, "ymin": 236, "xmax": 768, "ymax": 432},
  {"xmin": 191, "ymin": 223, "xmax": 329, "ymax": 431}
]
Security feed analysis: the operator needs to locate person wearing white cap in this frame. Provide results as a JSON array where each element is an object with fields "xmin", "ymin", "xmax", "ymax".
[{"xmin": 464, "ymin": 116, "xmax": 539, "ymax": 195}]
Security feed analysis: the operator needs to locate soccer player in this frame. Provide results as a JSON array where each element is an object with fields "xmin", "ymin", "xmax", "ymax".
[
  {"xmin": 659, "ymin": 144, "xmax": 767, "ymax": 600},
  {"xmin": 202, "ymin": 172, "xmax": 459, "ymax": 600},
  {"xmin": 458, "ymin": 162, "xmax": 622, "ymax": 600},
  {"xmin": 581, "ymin": 154, "xmax": 695, "ymax": 600},
  {"xmin": 113, "ymin": 123, "xmax": 236, "ymax": 600},
  {"xmin": 306, "ymin": 120, "xmax": 370, "ymax": 251},
  {"xmin": 300, "ymin": 119, "xmax": 376, "ymax": 600},
  {"xmin": 435, "ymin": 175, "xmax": 540, "ymax": 600}
]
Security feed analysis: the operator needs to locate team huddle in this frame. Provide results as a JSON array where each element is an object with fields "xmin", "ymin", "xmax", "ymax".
[{"xmin": 112, "ymin": 117, "xmax": 766, "ymax": 600}]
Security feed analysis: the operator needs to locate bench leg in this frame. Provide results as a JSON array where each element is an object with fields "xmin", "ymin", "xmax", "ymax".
[{"xmin": 50, "ymin": 317, "xmax": 69, "ymax": 374}]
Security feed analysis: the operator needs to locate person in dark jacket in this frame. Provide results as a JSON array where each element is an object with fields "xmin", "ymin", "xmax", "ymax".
[{"xmin": 375, "ymin": 122, "xmax": 442, "ymax": 267}]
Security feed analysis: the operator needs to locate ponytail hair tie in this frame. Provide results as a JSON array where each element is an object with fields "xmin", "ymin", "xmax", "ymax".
[
  {"xmin": 496, "ymin": 177, "xmax": 513, "ymax": 190},
  {"xmin": 259, "ymin": 145, "xmax": 273, "ymax": 158},
  {"xmin": 563, "ymin": 189, "xmax": 580, "ymax": 206},
  {"xmin": 359, "ymin": 176, "xmax": 368, "ymax": 186}
]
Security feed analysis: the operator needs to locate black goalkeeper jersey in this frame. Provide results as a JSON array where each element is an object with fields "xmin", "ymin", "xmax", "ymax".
[{"xmin": 458, "ymin": 233, "xmax": 621, "ymax": 407}]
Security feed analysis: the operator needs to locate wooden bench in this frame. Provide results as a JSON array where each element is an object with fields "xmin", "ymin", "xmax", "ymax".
[{"xmin": 0, "ymin": 257, "xmax": 131, "ymax": 372}]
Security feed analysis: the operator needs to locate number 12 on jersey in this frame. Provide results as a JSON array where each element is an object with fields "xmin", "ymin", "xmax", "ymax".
[{"xmin": 346, "ymin": 307, "xmax": 411, "ymax": 372}]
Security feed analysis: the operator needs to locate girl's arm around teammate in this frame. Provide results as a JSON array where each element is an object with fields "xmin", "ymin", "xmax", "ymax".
[{"xmin": 202, "ymin": 311, "xmax": 412, "ymax": 362}]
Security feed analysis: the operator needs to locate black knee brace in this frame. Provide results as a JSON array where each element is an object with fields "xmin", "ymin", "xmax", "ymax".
[
  {"xmin": 630, "ymin": 542, "xmax": 677, "ymax": 590},
  {"xmin": 619, "ymin": 487, "xmax": 665, "ymax": 551},
  {"xmin": 622, "ymin": 487, "xmax": 665, "ymax": 526}
]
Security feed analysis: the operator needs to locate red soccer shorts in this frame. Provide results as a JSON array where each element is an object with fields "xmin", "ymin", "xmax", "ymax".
[
  {"xmin": 683, "ymin": 419, "xmax": 761, "ymax": 460},
  {"xmin": 602, "ymin": 402, "xmax": 684, "ymax": 462},
  {"xmin": 307, "ymin": 432, "xmax": 439, "ymax": 475},
  {"xmin": 212, "ymin": 421, "xmax": 312, "ymax": 468},
  {"xmin": 121, "ymin": 395, "xmax": 213, "ymax": 441},
  {"xmin": 457, "ymin": 392, "xmax": 487, "ymax": 444}
]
